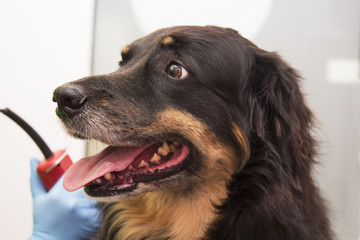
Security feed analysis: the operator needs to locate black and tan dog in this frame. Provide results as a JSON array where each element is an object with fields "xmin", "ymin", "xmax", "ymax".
[{"xmin": 53, "ymin": 26, "xmax": 332, "ymax": 240}]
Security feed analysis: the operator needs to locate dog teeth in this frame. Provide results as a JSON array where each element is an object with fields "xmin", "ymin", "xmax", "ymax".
[
  {"xmin": 104, "ymin": 172, "xmax": 113, "ymax": 180},
  {"xmin": 138, "ymin": 160, "xmax": 148, "ymax": 168},
  {"xmin": 150, "ymin": 153, "xmax": 161, "ymax": 164},
  {"xmin": 94, "ymin": 178, "xmax": 102, "ymax": 184},
  {"xmin": 169, "ymin": 143, "xmax": 177, "ymax": 151},
  {"xmin": 128, "ymin": 165, "xmax": 134, "ymax": 170},
  {"xmin": 158, "ymin": 141, "xmax": 170, "ymax": 156}
]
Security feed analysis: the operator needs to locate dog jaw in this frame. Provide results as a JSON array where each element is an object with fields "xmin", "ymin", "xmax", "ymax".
[{"xmin": 94, "ymin": 108, "xmax": 250, "ymax": 238}]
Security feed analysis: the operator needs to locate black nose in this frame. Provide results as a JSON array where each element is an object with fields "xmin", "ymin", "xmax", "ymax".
[{"xmin": 53, "ymin": 85, "xmax": 87, "ymax": 118}]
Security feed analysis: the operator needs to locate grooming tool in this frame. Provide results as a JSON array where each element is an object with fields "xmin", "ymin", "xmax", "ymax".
[{"xmin": 1, "ymin": 108, "xmax": 72, "ymax": 191}]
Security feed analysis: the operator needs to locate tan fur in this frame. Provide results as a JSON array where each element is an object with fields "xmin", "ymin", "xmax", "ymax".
[
  {"xmin": 161, "ymin": 35, "xmax": 175, "ymax": 45},
  {"xmin": 121, "ymin": 45, "xmax": 131, "ymax": 55},
  {"xmin": 104, "ymin": 182, "xmax": 228, "ymax": 240},
  {"xmin": 100, "ymin": 108, "xmax": 249, "ymax": 239},
  {"xmin": 152, "ymin": 108, "xmax": 240, "ymax": 173},
  {"xmin": 232, "ymin": 123, "xmax": 250, "ymax": 166}
]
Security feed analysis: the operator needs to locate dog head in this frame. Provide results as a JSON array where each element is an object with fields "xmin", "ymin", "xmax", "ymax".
[{"xmin": 53, "ymin": 26, "xmax": 310, "ymax": 202}]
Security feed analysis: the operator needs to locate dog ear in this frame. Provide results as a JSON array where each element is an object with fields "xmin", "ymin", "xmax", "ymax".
[
  {"xmin": 237, "ymin": 50, "xmax": 317, "ymax": 190},
  {"xmin": 211, "ymin": 41, "xmax": 330, "ymax": 240},
  {"xmin": 247, "ymin": 51, "xmax": 314, "ymax": 149}
]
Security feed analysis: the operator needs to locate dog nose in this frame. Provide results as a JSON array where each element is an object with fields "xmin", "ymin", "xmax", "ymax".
[{"xmin": 53, "ymin": 85, "xmax": 87, "ymax": 118}]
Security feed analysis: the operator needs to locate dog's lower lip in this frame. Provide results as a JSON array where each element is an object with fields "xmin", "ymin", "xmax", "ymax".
[{"xmin": 84, "ymin": 182, "xmax": 138, "ymax": 197}]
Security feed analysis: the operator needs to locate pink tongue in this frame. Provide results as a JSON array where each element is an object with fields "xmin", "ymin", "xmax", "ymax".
[{"xmin": 63, "ymin": 144, "xmax": 152, "ymax": 191}]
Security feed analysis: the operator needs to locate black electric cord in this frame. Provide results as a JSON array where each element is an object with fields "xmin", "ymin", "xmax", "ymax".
[{"xmin": 0, "ymin": 108, "xmax": 53, "ymax": 159}]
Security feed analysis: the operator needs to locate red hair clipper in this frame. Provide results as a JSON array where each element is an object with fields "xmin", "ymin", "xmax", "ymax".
[{"xmin": 1, "ymin": 108, "xmax": 72, "ymax": 191}]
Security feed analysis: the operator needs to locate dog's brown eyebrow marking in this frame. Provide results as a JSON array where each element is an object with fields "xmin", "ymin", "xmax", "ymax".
[
  {"xmin": 160, "ymin": 35, "xmax": 175, "ymax": 46},
  {"xmin": 121, "ymin": 45, "xmax": 131, "ymax": 55}
]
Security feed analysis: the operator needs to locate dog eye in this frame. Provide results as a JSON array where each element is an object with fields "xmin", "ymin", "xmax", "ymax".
[{"xmin": 166, "ymin": 63, "xmax": 188, "ymax": 79}]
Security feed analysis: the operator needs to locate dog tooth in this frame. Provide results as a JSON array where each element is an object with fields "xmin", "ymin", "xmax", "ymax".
[
  {"xmin": 104, "ymin": 172, "xmax": 112, "ymax": 180},
  {"xmin": 95, "ymin": 178, "xmax": 102, "ymax": 184},
  {"xmin": 128, "ymin": 165, "xmax": 134, "ymax": 170},
  {"xmin": 158, "ymin": 141, "xmax": 170, "ymax": 156},
  {"xmin": 138, "ymin": 160, "xmax": 148, "ymax": 168},
  {"xmin": 169, "ymin": 144, "xmax": 177, "ymax": 151},
  {"xmin": 150, "ymin": 153, "xmax": 161, "ymax": 163}
]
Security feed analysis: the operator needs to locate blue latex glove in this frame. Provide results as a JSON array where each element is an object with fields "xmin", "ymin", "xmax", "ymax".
[{"xmin": 29, "ymin": 158, "xmax": 101, "ymax": 240}]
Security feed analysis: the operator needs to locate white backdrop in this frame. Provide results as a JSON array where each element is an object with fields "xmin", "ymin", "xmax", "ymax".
[{"xmin": 0, "ymin": 1, "xmax": 94, "ymax": 238}]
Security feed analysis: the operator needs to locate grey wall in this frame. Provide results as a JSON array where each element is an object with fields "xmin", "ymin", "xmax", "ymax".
[{"xmin": 91, "ymin": 1, "xmax": 360, "ymax": 239}]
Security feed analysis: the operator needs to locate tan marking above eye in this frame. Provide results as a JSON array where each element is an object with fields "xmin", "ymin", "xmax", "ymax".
[
  {"xmin": 121, "ymin": 46, "xmax": 131, "ymax": 55},
  {"xmin": 161, "ymin": 36, "xmax": 175, "ymax": 45}
]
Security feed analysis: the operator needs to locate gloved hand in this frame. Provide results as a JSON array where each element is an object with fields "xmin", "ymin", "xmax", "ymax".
[{"xmin": 29, "ymin": 158, "xmax": 101, "ymax": 240}]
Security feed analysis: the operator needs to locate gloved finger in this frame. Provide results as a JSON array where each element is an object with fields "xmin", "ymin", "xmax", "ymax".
[
  {"xmin": 30, "ymin": 158, "xmax": 46, "ymax": 198},
  {"xmin": 77, "ymin": 201, "xmax": 102, "ymax": 229},
  {"xmin": 77, "ymin": 193, "xmax": 98, "ymax": 209}
]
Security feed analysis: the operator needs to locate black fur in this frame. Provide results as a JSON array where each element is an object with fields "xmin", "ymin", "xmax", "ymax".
[
  {"xmin": 54, "ymin": 26, "xmax": 332, "ymax": 239},
  {"xmin": 207, "ymin": 47, "xmax": 331, "ymax": 239}
]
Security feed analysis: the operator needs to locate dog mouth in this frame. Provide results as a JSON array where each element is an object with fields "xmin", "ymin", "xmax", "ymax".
[{"xmin": 63, "ymin": 140, "xmax": 190, "ymax": 197}]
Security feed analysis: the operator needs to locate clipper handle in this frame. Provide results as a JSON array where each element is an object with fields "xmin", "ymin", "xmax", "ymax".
[{"xmin": 37, "ymin": 149, "xmax": 73, "ymax": 191}]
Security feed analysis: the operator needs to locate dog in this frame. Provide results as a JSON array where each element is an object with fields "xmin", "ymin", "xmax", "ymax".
[{"xmin": 53, "ymin": 26, "xmax": 333, "ymax": 240}]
